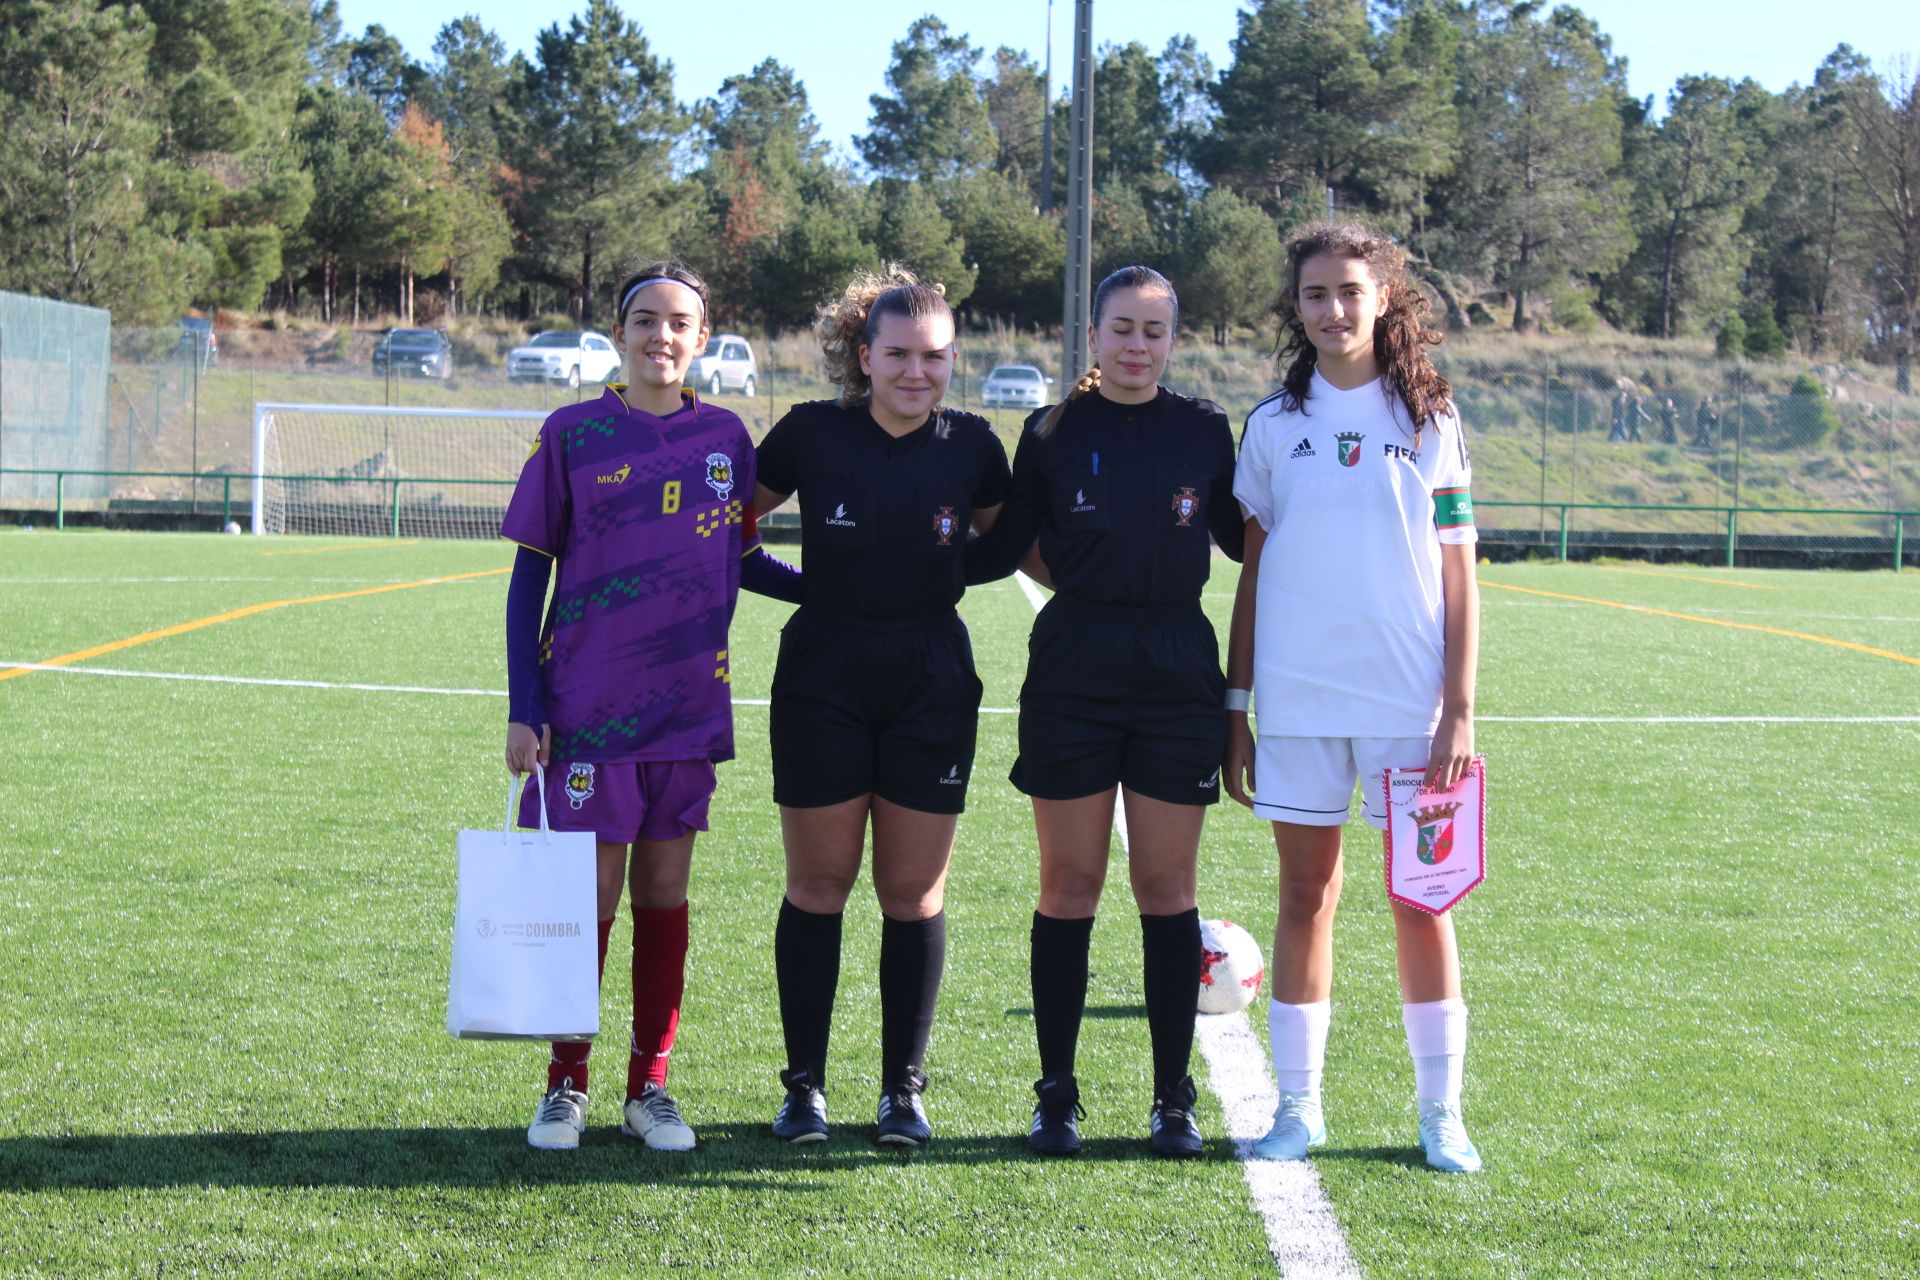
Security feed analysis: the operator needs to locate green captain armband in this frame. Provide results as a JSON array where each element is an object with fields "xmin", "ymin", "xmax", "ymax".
[{"xmin": 1434, "ymin": 486, "xmax": 1474, "ymax": 530}]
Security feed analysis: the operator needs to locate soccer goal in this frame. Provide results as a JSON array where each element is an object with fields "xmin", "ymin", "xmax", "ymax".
[{"xmin": 250, "ymin": 402, "xmax": 547, "ymax": 537}]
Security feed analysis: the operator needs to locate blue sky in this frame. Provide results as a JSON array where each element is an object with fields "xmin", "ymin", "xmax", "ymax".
[{"xmin": 333, "ymin": 0, "xmax": 1914, "ymax": 159}]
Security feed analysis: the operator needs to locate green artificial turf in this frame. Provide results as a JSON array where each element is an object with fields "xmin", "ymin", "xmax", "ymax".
[{"xmin": 1, "ymin": 533, "xmax": 1916, "ymax": 1277}]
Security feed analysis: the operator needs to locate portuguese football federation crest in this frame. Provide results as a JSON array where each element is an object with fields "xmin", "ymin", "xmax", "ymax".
[
  {"xmin": 1171, "ymin": 485, "xmax": 1198, "ymax": 526},
  {"xmin": 1335, "ymin": 431, "xmax": 1365, "ymax": 467},
  {"xmin": 1411, "ymin": 799, "xmax": 1462, "ymax": 865},
  {"xmin": 565, "ymin": 763, "xmax": 596, "ymax": 810},
  {"xmin": 704, "ymin": 452, "xmax": 735, "ymax": 500},
  {"xmin": 933, "ymin": 504, "xmax": 958, "ymax": 545}
]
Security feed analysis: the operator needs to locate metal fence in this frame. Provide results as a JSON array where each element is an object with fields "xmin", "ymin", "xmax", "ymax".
[
  {"xmin": 3, "ymin": 313, "xmax": 1916, "ymax": 565},
  {"xmin": 0, "ymin": 291, "xmax": 111, "ymax": 504}
]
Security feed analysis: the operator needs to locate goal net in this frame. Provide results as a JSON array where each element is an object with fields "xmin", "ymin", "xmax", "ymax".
[{"xmin": 251, "ymin": 402, "xmax": 547, "ymax": 537}]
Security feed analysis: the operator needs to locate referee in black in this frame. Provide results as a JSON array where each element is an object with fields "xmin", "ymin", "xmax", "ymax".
[
  {"xmin": 750, "ymin": 269, "xmax": 1010, "ymax": 1148},
  {"xmin": 964, "ymin": 265, "xmax": 1243, "ymax": 1158}
]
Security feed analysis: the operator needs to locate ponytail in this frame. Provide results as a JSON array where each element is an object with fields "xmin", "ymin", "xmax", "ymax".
[{"xmin": 1034, "ymin": 367, "xmax": 1101, "ymax": 439}]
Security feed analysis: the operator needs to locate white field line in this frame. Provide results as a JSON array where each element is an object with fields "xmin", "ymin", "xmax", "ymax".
[
  {"xmin": 7, "ymin": 661, "xmax": 1917, "ymax": 727},
  {"xmin": 1010, "ymin": 572, "xmax": 1355, "ymax": 1279}
]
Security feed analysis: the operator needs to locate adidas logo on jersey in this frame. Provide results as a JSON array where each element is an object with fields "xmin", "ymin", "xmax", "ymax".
[
  {"xmin": 1289, "ymin": 438, "xmax": 1315, "ymax": 458},
  {"xmin": 938, "ymin": 764, "xmax": 965, "ymax": 785},
  {"xmin": 825, "ymin": 502, "xmax": 857, "ymax": 528}
]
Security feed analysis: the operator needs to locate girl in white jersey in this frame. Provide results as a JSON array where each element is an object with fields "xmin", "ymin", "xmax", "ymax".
[{"xmin": 1223, "ymin": 223, "xmax": 1483, "ymax": 1173}]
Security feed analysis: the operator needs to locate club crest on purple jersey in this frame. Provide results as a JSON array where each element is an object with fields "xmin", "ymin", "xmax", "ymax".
[{"xmin": 705, "ymin": 452, "xmax": 735, "ymax": 500}]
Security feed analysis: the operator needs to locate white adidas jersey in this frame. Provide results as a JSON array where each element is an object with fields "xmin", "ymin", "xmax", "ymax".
[{"xmin": 1234, "ymin": 371, "xmax": 1476, "ymax": 738}]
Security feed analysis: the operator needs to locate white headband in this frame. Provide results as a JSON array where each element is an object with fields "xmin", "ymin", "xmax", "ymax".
[{"xmin": 619, "ymin": 276, "xmax": 701, "ymax": 321}]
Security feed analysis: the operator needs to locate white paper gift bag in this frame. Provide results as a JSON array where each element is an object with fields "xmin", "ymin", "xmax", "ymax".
[{"xmin": 448, "ymin": 765, "xmax": 600, "ymax": 1040}]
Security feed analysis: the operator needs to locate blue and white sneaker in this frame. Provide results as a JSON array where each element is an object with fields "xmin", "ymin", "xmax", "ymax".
[
  {"xmin": 1252, "ymin": 1090, "xmax": 1327, "ymax": 1161},
  {"xmin": 1417, "ymin": 1099, "xmax": 1482, "ymax": 1173},
  {"xmin": 772, "ymin": 1068, "xmax": 829, "ymax": 1144},
  {"xmin": 875, "ymin": 1067, "xmax": 931, "ymax": 1147}
]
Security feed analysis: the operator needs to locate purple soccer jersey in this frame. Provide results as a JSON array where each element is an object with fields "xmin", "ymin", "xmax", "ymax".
[{"xmin": 501, "ymin": 387, "xmax": 759, "ymax": 764}]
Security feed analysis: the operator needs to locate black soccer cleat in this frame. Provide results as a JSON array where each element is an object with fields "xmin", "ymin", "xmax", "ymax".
[
  {"xmin": 1028, "ymin": 1074, "xmax": 1086, "ymax": 1157},
  {"xmin": 771, "ymin": 1068, "xmax": 829, "ymax": 1144},
  {"xmin": 1149, "ymin": 1075, "xmax": 1204, "ymax": 1158},
  {"xmin": 875, "ymin": 1066, "xmax": 932, "ymax": 1147}
]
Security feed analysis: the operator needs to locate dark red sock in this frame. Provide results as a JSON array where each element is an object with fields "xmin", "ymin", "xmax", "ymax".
[
  {"xmin": 627, "ymin": 902, "xmax": 689, "ymax": 1097},
  {"xmin": 548, "ymin": 914, "xmax": 615, "ymax": 1093}
]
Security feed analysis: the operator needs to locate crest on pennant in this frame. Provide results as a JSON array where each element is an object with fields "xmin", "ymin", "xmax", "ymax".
[
  {"xmin": 933, "ymin": 504, "xmax": 958, "ymax": 545},
  {"xmin": 1411, "ymin": 798, "xmax": 1462, "ymax": 865},
  {"xmin": 1335, "ymin": 431, "xmax": 1365, "ymax": 468},
  {"xmin": 1171, "ymin": 485, "xmax": 1198, "ymax": 526}
]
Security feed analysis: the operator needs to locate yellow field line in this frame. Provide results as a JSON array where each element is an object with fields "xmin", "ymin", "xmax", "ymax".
[
  {"xmin": 1482, "ymin": 581, "xmax": 1920, "ymax": 668},
  {"xmin": 1595, "ymin": 565, "xmax": 1778, "ymax": 591},
  {"xmin": 0, "ymin": 567, "xmax": 509, "ymax": 684},
  {"xmin": 261, "ymin": 539, "xmax": 422, "ymax": 557}
]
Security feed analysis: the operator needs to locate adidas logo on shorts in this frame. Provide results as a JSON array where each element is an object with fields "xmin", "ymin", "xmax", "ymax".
[{"xmin": 1289, "ymin": 438, "xmax": 1315, "ymax": 459}]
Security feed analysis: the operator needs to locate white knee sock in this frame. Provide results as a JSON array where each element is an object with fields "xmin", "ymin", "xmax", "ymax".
[
  {"xmin": 1267, "ymin": 999, "xmax": 1330, "ymax": 1096},
  {"xmin": 1402, "ymin": 997, "xmax": 1467, "ymax": 1105}
]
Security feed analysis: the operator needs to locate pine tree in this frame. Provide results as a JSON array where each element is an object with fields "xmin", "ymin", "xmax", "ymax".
[{"xmin": 860, "ymin": 17, "xmax": 995, "ymax": 182}]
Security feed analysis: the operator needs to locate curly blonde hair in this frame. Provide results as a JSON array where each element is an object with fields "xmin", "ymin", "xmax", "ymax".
[{"xmin": 814, "ymin": 265, "xmax": 952, "ymax": 407}]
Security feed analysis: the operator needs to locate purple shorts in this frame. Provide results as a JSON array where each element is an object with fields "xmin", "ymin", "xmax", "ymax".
[{"xmin": 518, "ymin": 759, "xmax": 718, "ymax": 844}]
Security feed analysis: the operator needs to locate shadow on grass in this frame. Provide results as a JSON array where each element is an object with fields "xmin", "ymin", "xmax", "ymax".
[
  {"xmin": 1002, "ymin": 1004, "xmax": 1148, "ymax": 1020},
  {"xmin": 1312, "ymin": 1144, "xmax": 1428, "ymax": 1169},
  {"xmin": 0, "ymin": 1127, "xmax": 1244, "ymax": 1189}
]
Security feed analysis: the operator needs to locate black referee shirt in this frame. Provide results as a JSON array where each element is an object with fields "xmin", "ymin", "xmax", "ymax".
[
  {"xmin": 963, "ymin": 387, "xmax": 1243, "ymax": 604},
  {"xmin": 757, "ymin": 399, "xmax": 1013, "ymax": 619}
]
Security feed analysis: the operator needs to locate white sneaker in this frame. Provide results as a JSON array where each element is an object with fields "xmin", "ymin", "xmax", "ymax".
[
  {"xmin": 1252, "ymin": 1089, "xmax": 1326, "ymax": 1160},
  {"xmin": 1417, "ymin": 1098, "xmax": 1482, "ymax": 1173},
  {"xmin": 622, "ymin": 1082, "xmax": 697, "ymax": 1151},
  {"xmin": 527, "ymin": 1078, "xmax": 587, "ymax": 1150}
]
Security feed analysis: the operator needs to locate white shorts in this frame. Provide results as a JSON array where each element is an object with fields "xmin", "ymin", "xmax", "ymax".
[{"xmin": 1252, "ymin": 735, "xmax": 1434, "ymax": 830}]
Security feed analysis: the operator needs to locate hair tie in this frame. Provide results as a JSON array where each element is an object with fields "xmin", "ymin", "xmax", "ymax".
[{"xmin": 619, "ymin": 276, "xmax": 698, "ymax": 321}]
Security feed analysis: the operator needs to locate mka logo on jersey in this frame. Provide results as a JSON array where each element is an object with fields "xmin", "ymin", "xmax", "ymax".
[{"xmin": 1336, "ymin": 431, "xmax": 1365, "ymax": 467}]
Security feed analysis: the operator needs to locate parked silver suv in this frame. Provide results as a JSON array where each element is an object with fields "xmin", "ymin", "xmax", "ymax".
[{"xmin": 690, "ymin": 333, "xmax": 757, "ymax": 397}]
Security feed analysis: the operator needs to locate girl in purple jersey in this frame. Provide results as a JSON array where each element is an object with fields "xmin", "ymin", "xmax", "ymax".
[{"xmin": 501, "ymin": 260, "xmax": 798, "ymax": 1153}]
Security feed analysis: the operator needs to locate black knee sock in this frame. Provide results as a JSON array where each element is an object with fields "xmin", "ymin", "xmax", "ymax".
[
  {"xmin": 775, "ymin": 897, "xmax": 843, "ymax": 1087},
  {"xmin": 879, "ymin": 911, "xmax": 946, "ymax": 1086},
  {"xmin": 1140, "ymin": 908, "xmax": 1201, "ymax": 1095},
  {"xmin": 1030, "ymin": 912, "xmax": 1095, "ymax": 1082}
]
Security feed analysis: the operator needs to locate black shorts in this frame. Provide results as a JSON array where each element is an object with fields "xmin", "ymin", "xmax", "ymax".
[
  {"xmin": 769, "ymin": 607, "xmax": 983, "ymax": 814},
  {"xmin": 1012, "ymin": 595, "xmax": 1226, "ymax": 805}
]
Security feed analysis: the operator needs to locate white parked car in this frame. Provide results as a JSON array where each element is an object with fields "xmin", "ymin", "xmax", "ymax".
[
  {"xmin": 980, "ymin": 363, "xmax": 1052, "ymax": 410},
  {"xmin": 690, "ymin": 333, "xmax": 757, "ymax": 397},
  {"xmin": 507, "ymin": 330, "xmax": 621, "ymax": 387}
]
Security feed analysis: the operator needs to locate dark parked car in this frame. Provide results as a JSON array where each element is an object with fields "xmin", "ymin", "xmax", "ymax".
[
  {"xmin": 373, "ymin": 328, "xmax": 453, "ymax": 379},
  {"xmin": 178, "ymin": 316, "xmax": 218, "ymax": 371}
]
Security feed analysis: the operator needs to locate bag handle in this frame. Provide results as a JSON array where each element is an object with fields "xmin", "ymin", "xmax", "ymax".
[{"xmin": 504, "ymin": 762, "xmax": 552, "ymax": 844}]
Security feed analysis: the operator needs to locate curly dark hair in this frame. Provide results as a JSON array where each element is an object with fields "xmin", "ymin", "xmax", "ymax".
[
  {"xmin": 814, "ymin": 265, "xmax": 952, "ymax": 408},
  {"xmin": 1273, "ymin": 222, "xmax": 1451, "ymax": 444}
]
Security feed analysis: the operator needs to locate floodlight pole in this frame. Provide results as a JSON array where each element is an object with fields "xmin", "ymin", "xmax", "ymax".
[
  {"xmin": 1041, "ymin": 0, "xmax": 1054, "ymax": 214},
  {"xmin": 1061, "ymin": 0, "xmax": 1094, "ymax": 386}
]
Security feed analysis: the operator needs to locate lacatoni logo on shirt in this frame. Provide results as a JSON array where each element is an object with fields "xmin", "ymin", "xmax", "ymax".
[
  {"xmin": 1434, "ymin": 486, "xmax": 1475, "ymax": 530},
  {"xmin": 826, "ymin": 502, "xmax": 856, "ymax": 527},
  {"xmin": 565, "ymin": 763, "xmax": 596, "ymax": 809},
  {"xmin": 704, "ymin": 452, "xmax": 735, "ymax": 500},
  {"xmin": 933, "ymin": 505, "xmax": 958, "ymax": 545},
  {"xmin": 1171, "ymin": 486, "xmax": 1198, "ymax": 526},
  {"xmin": 938, "ymin": 764, "xmax": 966, "ymax": 786},
  {"xmin": 1070, "ymin": 489, "xmax": 1096, "ymax": 513},
  {"xmin": 1289, "ymin": 437, "xmax": 1315, "ymax": 459},
  {"xmin": 1336, "ymin": 432, "xmax": 1365, "ymax": 467}
]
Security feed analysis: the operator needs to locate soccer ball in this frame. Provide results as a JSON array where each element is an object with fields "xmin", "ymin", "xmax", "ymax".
[
  {"xmin": 223, "ymin": 521, "xmax": 242, "ymax": 535},
  {"xmin": 1197, "ymin": 918, "xmax": 1264, "ymax": 1015}
]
